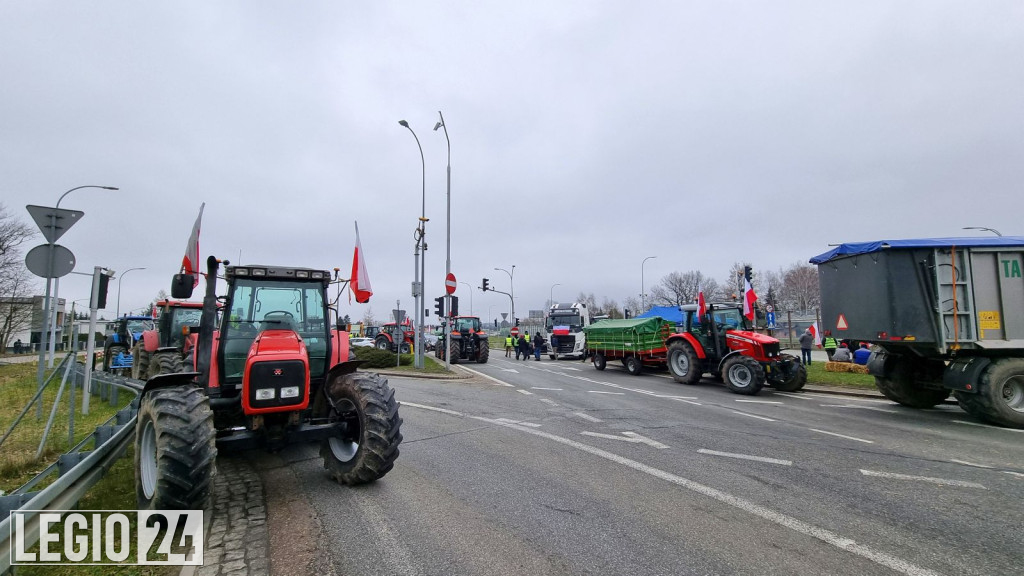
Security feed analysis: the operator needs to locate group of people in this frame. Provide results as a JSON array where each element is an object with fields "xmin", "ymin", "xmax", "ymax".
[
  {"xmin": 800, "ymin": 329, "xmax": 870, "ymax": 365},
  {"xmin": 504, "ymin": 331, "xmax": 546, "ymax": 361}
]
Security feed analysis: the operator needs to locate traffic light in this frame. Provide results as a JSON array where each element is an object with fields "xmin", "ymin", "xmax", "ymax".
[
  {"xmin": 515, "ymin": 317, "xmax": 520, "ymax": 327},
  {"xmin": 624, "ymin": 308, "xmax": 631, "ymax": 319},
  {"xmin": 482, "ymin": 278, "xmax": 490, "ymax": 292},
  {"xmin": 434, "ymin": 296, "xmax": 444, "ymax": 318},
  {"xmin": 450, "ymin": 296, "xmax": 459, "ymax": 317},
  {"xmin": 743, "ymin": 265, "xmax": 753, "ymax": 282}
]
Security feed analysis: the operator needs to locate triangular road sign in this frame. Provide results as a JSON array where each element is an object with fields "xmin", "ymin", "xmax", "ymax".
[
  {"xmin": 26, "ymin": 205, "xmax": 85, "ymax": 244},
  {"xmin": 836, "ymin": 314, "xmax": 849, "ymax": 330}
]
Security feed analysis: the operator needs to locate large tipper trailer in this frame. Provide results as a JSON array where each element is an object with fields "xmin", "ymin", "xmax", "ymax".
[{"xmin": 811, "ymin": 236, "xmax": 1024, "ymax": 428}]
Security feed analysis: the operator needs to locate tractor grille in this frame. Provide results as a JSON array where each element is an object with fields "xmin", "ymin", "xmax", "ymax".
[
  {"xmin": 763, "ymin": 342, "xmax": 780, "ymax": 358},
  {"xmin": 248, "ymin": 360, "xmax": 306, "ymax": 409}
]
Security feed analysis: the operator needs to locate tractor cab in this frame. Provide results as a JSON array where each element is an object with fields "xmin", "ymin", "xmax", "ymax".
[
  {"xmin": 453, "ymin": 315, "xmax": 483, "ymax": 334},
  {"xmin": 436, "ymin": 315, "xmax": 489, "ymax": 364}
]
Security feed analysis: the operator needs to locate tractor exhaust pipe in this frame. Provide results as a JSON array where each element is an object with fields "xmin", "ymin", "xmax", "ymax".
[{"xmin": 195, "ymin": 256, "xmax": 221, "ymax": 391}]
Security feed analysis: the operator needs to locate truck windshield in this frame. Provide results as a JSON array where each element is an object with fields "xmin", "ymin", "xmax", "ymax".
[
  {"xmin": 546, "ymin": 313, "xmax": 582, "ymax": 331},
  {"xmin": 221, "ymin": 279, "xmax": 329, "ymax": 382}
]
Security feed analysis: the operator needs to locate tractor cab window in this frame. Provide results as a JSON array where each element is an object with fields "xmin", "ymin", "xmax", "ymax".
[
  {"xmin": 221, "ymin": 279, "xmax": 330, "ymax": 383},
  {"xmin": 125, "ymin": 319, "xmax": 155, "ymax": 335},
  {"xmin": 455, "ymin": 317, "xmax": 480, "ymax": 332},
  {"xmin": 169, "ymin": 309, "xmax": 202, "ymax": 348}
]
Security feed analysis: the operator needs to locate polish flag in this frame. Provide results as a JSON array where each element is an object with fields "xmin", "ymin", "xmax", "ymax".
[
  {"xmin": 350, "ymin": 222, "xmax": 373, "ymax": 303},
  {"xmin": 152, "ymin": 304, "xmax": 158, "ymax": 320},
  {"xmin": 697, "ymin": 285, "xmax": 707, "ymax": 318},
  {"xmin": 181, "ymin": 203, "xmax": 205, "ymax": 287},
  {"xmin": 810, "ymin": 321, "xmax": 822, "ymax": 347},
  {"xmin": 742, "ymin": 277, "xmax": 757, "ymax": 321}
]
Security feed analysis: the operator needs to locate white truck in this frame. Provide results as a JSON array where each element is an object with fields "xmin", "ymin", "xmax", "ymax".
[{"xmin": 545, "ymin": 302, "xmax": 593, "ymax": 359}]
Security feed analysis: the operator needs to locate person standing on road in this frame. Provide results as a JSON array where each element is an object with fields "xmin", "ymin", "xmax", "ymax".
[
  {"xmin": 822, "ymin": 331, "xmax": 838, "ymax": 361},
  {"xmin": 517, "ymin": 334, "xmax": 529, "ymax": 360},
  {"xmin": 533, "ymin": 333, "xmax": 544, "ymax": 360},
  {"xmin": 505, "ymin": 334, "xmax": 513, "ymax": 357},
  {"xmin": 799, "ymin": 328, "xmax": 814, "ymax": 365}
]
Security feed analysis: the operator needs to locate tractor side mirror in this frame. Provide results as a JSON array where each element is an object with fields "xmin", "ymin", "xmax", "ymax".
[{"xmin": 171, "ymin": 274, "xmax": 195, "ymax": 299}]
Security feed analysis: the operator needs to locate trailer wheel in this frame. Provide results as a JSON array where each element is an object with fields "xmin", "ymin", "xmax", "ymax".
[
  {"xmin": 723, "ymin": 356, "xmax": 764, "ymax": 395},
  {"xmin": 320, "ymin": 371, "xmax": 403, "ymax": 484},
  {"xmin": 770, "ymin": 355, "xmax": 807, "ymax": 392},
  {"xmin": 667, "ymin": 342, "xmax": 701, "ymax": 385},
  {"xmin": 135, "ymin": 385, "xmax": 216, "ymax": 511},
  {"xmin": 955, "ymin": 359, "xmax": 1024, "ymax": 428},
  {"xmin": 624, "ymin": 355, "xmax": 643, "ymax": 376},
  {"xmin": 874, "ymin": 359, "xmax": 949, "ymax": 408},
  {"xmin": 593, "ymin": 352, "xmax": 607, "ymax": 371},
  {"xmin": 476, "ymin": 340, "xmax": 489, "ymax": 364}
]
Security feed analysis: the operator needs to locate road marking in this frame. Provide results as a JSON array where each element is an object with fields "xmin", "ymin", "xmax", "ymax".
[
  {"xmin": 859, "ymin": 469, "xmax": 986, "ymax": 490},
  {"xmin": 580, "ymin": 431, "xmax": 669, "ymax": 449},
  {"xmin": 539, "ymin": 398, "xmax": 559, "ymax": 406},
  {"xmin": 517, "ymin": 389, "xmax": 533, "ymax": 395},
  {"xmin": 952, "ymin": 420, "xmax": 1024, "ymax": 432},
  {"xmin": 730, "ymin": 410, "xmax": 776, "ymax": 422},
  {"xmin": 774, "ymin": 392, "xmax": 813, "ymax": 400},
  {"xmin": 456, "ymin": 365, "xmax": 514, "ymax": 386},
  {"xmin": 820, "ymin": 404, "xmax": 898, "ymax": 414},
  {"xmin": 697, "ymin": 448, "xmax": 792, "ymax": 466},
  {"xmin": 674, "ymin": 399, "xmax": 703, "ymax": 406},
  {"xmin": 735, "ymin": 399, "xmax": 783, "ymax": 404},
  {"xmin": 553, "ymin": 366, "xmax": 582, "ymax": 371},
  {"xmin": 400, "ymin": 401, "xmax": 464, "ymax": 417},
  {"xmin": 532, "ymin": 387, "xmax": 563, "ymax": 391},
  {"xmin": 588, "ymin": 391, "xmax": 625, "ymax": 395},
  {"xmin": 654, "ymin": 394, "xmax": 699, "ymax": 400},
  {"xmin": 495, "ymin": 418, "xmax": 541, "ymax": 428},
  {"xmin": 573, "ymin": 412, "xmax": 603, "ymax": 423},
  {"xmin": 780, "ymin": 392, "xmax": 894, "ymax": 405},
  {"xmin": 809, "ymin": 428, "xmax": 874, "ymax": 444},
  {"xmin": 949, "ymin": 459, "xmax": 994, "ymax": 469},
  {"xmin": 1003, "ymin": 471, "xmax": 1024, "ymax": 478},
  {"xmin": 501, "ymin": 368, "xmax": 520, "ymax": 373}
]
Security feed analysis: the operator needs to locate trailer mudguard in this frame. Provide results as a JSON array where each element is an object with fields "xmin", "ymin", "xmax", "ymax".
[{"xmin": 943, "ymin": 356, "xmax": 991, "ymax": 393}]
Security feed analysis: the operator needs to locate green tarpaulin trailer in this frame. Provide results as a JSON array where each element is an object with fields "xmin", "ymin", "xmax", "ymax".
[{"xmin": 583, "ymin": 317, "xmax": 674, "ymax": 375}]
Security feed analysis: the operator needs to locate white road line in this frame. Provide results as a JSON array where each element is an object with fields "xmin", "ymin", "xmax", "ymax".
[
  {"xmin": 580, "ymin": 431, "xmax": 669, "ymax": 449},
  {"xmin": 819, "ymin": 404, "xmax": 898, "ymax": 414},
  {"xmin": 552, "ymin": 366, "xmax": 582, "ymax": 371},
  {"xmin": 781, "ymin": 391, "xmax": 894, "ymax": 405},
  {"xmin": 588, "ymin": 390, "xmax": 625, "ymax": 395},
  {"xmin": 653, "ymin": 394, "xmax": 699, "ymax": 400},
  {"xmin": 621, "ymin": 432, "xmax": 670, "ymax": 449},
  {"xmin": 735, "ymin": 399, "xmax": 783, "ymax": 404},
  {"xmin": 730, "ymin": 410, "xmax": 776, "ymax": 422},
  {"xmin": 501, "ymin": 368, "xmax": 520, "ymax": 373},
  {"xmin": 456, "ymin": 365, "xmax": 514, "ymax": 386},
  {"xmin": 495, "ymin": 418, "xmax": 542, "ymax": 428},
  {"xmin": 697, "ymin": 448, "xmax": 792, "ymax": 466},
  {"xmin": 573, "ymin": 412, "xmax": 603, "ymax": 423},
  {"xmin": 539, "ymin": 398, "xmax": 560, "ymax": 406},
  {"xmin": 774, "ymin": 392, "xmax": 813, "ymax": 400},
  {"xmin": 674, "ymin": 399, "xmax": 703, "ymax": 406},
  {"xmin": 517, "ymin": 389, "xmax": 533, "ymax": 395},
  {"xmin": 400, "ymin": 401, "xmax": 464, "ymax": 417},
  {"xmin": 809, "ymin": 428, "xmax": 874, "ymax": 444},
  {"xmin": 859, "ymin": 469, "xmax": 986, "ymax": 490},
  {"xmin": 1002, "ymin": 471, "xmax": 1024, "ymax": 478},
  {"xmin": 949, "ymin": 459, "xmax": 994, "ymax": 469},
  {"xmin": 532, "ymin": 387, "xmax": 563, "ymax": 391},
  {"xmin": 952, "ymin": 420, "xmax": 1024, "ymax": 432}
]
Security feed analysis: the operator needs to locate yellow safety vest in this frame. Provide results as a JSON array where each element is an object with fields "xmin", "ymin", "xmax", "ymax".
[
  {"xmin": 506, "ymin": 337, "xmax": 513, "ymax": 347},
  {"xmin": 823, "ymin": 337, "xmax": 838, "ymax": 348},
  {"xmin": 525, "ymin": 334, "xmax": 531, "ymax": 343}
]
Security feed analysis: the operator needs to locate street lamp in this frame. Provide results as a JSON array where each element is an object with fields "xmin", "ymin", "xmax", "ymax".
[
  {"xmin": 115, "ymin": 267, "xmax": 146, "ymax": 318},
  {"xmin": 495, "ymin": 265, "xmax": 515, "ymax": 326},
  {"xmin": 459, "ymin": 281, "xmax": 473, "ymax": 315},
  {"xmin": 641, "ymin": 256, "xmax": 656, "ymax": 313},
  {"xmin": 549, "ymin": 283, "xmax": 561, "ymax": 308},
  {"xmin": 37, "ymin": 185, "xmax": 119, "ymax": 390},
  {"xmin": 434, "ymin": 112, "xmax": 452, "ymax": 372},
  {"xmin": 399, "ymin": 120, "xmax": 427, "ymax": 369},
  {"xmin": 963, "ymin": 226, "xmax": 1003, "ymax": 236}
]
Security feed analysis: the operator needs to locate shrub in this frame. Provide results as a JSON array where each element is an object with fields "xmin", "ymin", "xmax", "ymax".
[{"xmin": 353, "ymin": 346, "xmax": 412, "ymax": 368}]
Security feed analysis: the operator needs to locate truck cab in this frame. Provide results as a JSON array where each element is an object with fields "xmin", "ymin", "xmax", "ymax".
[{"xmin": 545, "ymin": 302, "xmax": 593, "ymax": 359}]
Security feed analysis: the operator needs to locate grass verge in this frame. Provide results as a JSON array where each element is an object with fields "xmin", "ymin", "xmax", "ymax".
[{"xmin": 804, "ymin": 362, "xmax": 877, "ymax": 389}]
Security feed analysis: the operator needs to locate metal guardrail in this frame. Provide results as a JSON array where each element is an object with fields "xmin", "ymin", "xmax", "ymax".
[{"xmin": 0, "ymin": 365, "xmax": 142, "ymax": 572}]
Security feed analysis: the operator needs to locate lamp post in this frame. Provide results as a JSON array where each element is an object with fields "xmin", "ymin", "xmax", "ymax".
[
  {"xmin": 399, "ymin": 120, "xmax": 427, "ymax": 369},
  {"xmin": 549, "ymin": 283, "xmax": 561, "ymax": 308},
  {"xmin": 963, "ymin": 226, "xmax": 1003, "ymax": 236},
  {"xmin": 495, "ymin": 265, "xmax": 515, "ymax": 326},
  {"xmin": 459, "ymin": 281, "xmax": 473, "ymax": 315},
  {"xmin": 641, "ymin": 256, "xmax": 656, "ymax": 313},
  {"xmin": 434, "ymin": 112, "xmax": 452, "ymax": 372},
  {"xmin": 115, "ymin": 267, "xmax": 146, "ymax": 319},
  {"xmin": 36, "ymin": 185, "xmax": 119, "ymax": 391}
]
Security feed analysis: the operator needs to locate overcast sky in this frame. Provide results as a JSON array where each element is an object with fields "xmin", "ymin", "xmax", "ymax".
[{"xmin": 2, "ymin": 1, "xmax": 1022, "ymax": 324}]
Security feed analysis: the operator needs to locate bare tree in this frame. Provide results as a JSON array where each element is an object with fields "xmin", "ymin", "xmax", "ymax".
[
  {"xmin": 651, "ymin": 271, "xmax": 722, "ymax": 307},
  {"xmin": 0, "ymin": 204, "xmax": 37, "ymax": 351},
  {"xmin": 361, "ymin": 307, "xmax": 377, "ymax": 327},
  {"xmin": 575, "ymin": 292, "xmax": 598, "ymax": 312},
  {"xmin": 779, "ymin": 262, "xmax": 820, "ymax": 314},
  {"xmin": 600, "ymin": 297, "xmax": 623, "ymax": 319},
  {"xmin": 622, "ymin": 295, "xmax": 641, "ymax": 317}
]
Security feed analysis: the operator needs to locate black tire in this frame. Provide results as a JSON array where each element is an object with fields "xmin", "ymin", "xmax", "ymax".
[
  {"xmin": 149, "ymin": 351, "xmax": 184, "ymax": 379},
  {"xmin": 400, "ymin": 341, "xmax": 411, "ymax": 355},
  {"xmin": 549, "ymin": 354, "xmax": 556, "ymax": 360},
  {"xmin": 105, "ymin": 344, "xmax": 126, "ymax": 373},
  {"xmin": 667, "ymin": 342, "xmax": 701, "ymax": 385},
  {"xmin": 769, "ymin": 354, "xmax": 807, "ymax": 392},
  {"xmin": 320, "ymin": 371, "xmax": 403, "ymax": 484},
  {"xmin": 624, "ymin": 355, "xmax": 642, "ymax": 376},
  {"xmin": 874, "ymin": 358, "xmax": 949, "ymax": 408},
  {"xmin": 135, "ymin": 385, "xmax": 217, "ymax": 511},
  {"xmin": 132, "ymin": 345, "xmax": 151, "ymax": 381},
  {"xmin": 955, "ymin": 358, "xmax": 1024, "ymax": 428},
  {"xmin": 593, "ymin": 352, "xmax": 607, "ymax": 371},
  {"xmin": 449, "ymin": 339, "xmax": 461, "ymax": 364},
  {"xmin": 476, "ymin": 340, "xmax": 489, "ymax": 364},
  {"xmin": 723, "ymin": 356, "xmax": 765, "ymax": 395},
  {"xmin": 374, "ymin": 337, "xmax": 390, "ymax": 351}
]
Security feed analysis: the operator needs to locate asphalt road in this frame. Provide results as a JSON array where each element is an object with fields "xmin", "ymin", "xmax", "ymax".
[{"xmin": 275, "ymin": 358, "xmax": 1024, "ymax": 576}]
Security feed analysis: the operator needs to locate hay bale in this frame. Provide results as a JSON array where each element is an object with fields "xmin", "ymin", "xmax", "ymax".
[{"xmin": 825, "ymin": 361, "xmax": 868, "ymax": 374}]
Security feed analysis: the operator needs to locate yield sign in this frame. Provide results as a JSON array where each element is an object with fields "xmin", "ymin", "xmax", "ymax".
[
  {"xmin": 26, "ymin": 205, "xmax": 85, "ymax": 243},
  {"xmin": 445, "ymin": 272, "xmax": 457, "ymax": 295},
  {"xmin": 836, "ymin": 314, "xmax": 849, "ymax": 330}
]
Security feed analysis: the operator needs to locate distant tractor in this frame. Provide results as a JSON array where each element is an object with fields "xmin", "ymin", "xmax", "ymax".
[
  {"xmin": 103, "ymin": 315, "xmax": 155, "ymax": 372},
  {"xmin": 374, "ymin": 321, "xmax": 414, "ymax": 354},
  {"xmin": 132, "ymin": 300, "xmax": 203, "ymax": 380},
  {"xmin": 134, "ymin": 257, "xmax": 403, "ymax": 511},
  {"xmin": 666, "ymin": 303, "xmax": 806, "ymax": 395},
  {"xmin": 436, "ymin": 316, "xmax": 489, "ymax": 364}
]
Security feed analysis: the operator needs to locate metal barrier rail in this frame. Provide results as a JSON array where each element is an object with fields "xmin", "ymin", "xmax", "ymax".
[{"xmin": 0, "ymin": 367, "xmax": 142, "ymax": 572}]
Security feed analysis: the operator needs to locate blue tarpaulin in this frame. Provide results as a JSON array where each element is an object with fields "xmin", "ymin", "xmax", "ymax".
[
  {"xmin": 636, "ymin": 306, "xmax": 683, "ymax": 326},
  {"xmin": 809, "ymin": 236, "xmax": 1024, "ymax": 265}
]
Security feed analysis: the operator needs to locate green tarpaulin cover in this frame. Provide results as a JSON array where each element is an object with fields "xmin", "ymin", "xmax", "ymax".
[{"xmin": 584, "ymin": 317, "xmax": 672, "ymax": 352}]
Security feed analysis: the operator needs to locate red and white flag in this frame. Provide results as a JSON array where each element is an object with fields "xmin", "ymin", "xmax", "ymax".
[
  {"xmin": 810, "ymin": 321, "xmax": 822, "ymax": 347},
  {"xmin": 151, "ymin": 304, "xmax": 158, "ymax": 319},
  {"xmin": 181, "ymin": 203, "xmax": 205, "ymax": 287},
  {"xmin": 697, "ymin": 284, "xmax": 707, "ymax": 318},
  {"xmin": 350, "ymin": 221, "xmax": 373, "ymax": 303},
  {"xmin": 742, "ymin": 277, "xmax": 757, "ymax": 321}
]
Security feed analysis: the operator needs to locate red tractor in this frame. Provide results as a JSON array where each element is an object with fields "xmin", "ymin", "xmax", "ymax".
[
  {"xmin": 665, "ymin": 303, "xmax": 806, "ymax": 395},
  {"xmin": 134, "ymin": 257, "xmax": 402, "ymax": 511},
  {"xmin": 435, "ymin": 315, "xmax": 489, "ymax": 364},
  {"xmin": 374, "ymin": 320, "xmax": 414, "ymax": 354},
  {"xmin": 131, "ymin": 299, "xmax": 203, "ymax": 380}
]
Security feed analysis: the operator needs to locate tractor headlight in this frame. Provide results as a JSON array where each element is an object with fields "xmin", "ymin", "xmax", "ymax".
[
  {"xmin": 280, "ymin": 386, "xmax": 300, "ymax": 399},
  {"xmin": 255, "ymin": 388, "xmax": 276, "ymax": 401}
]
